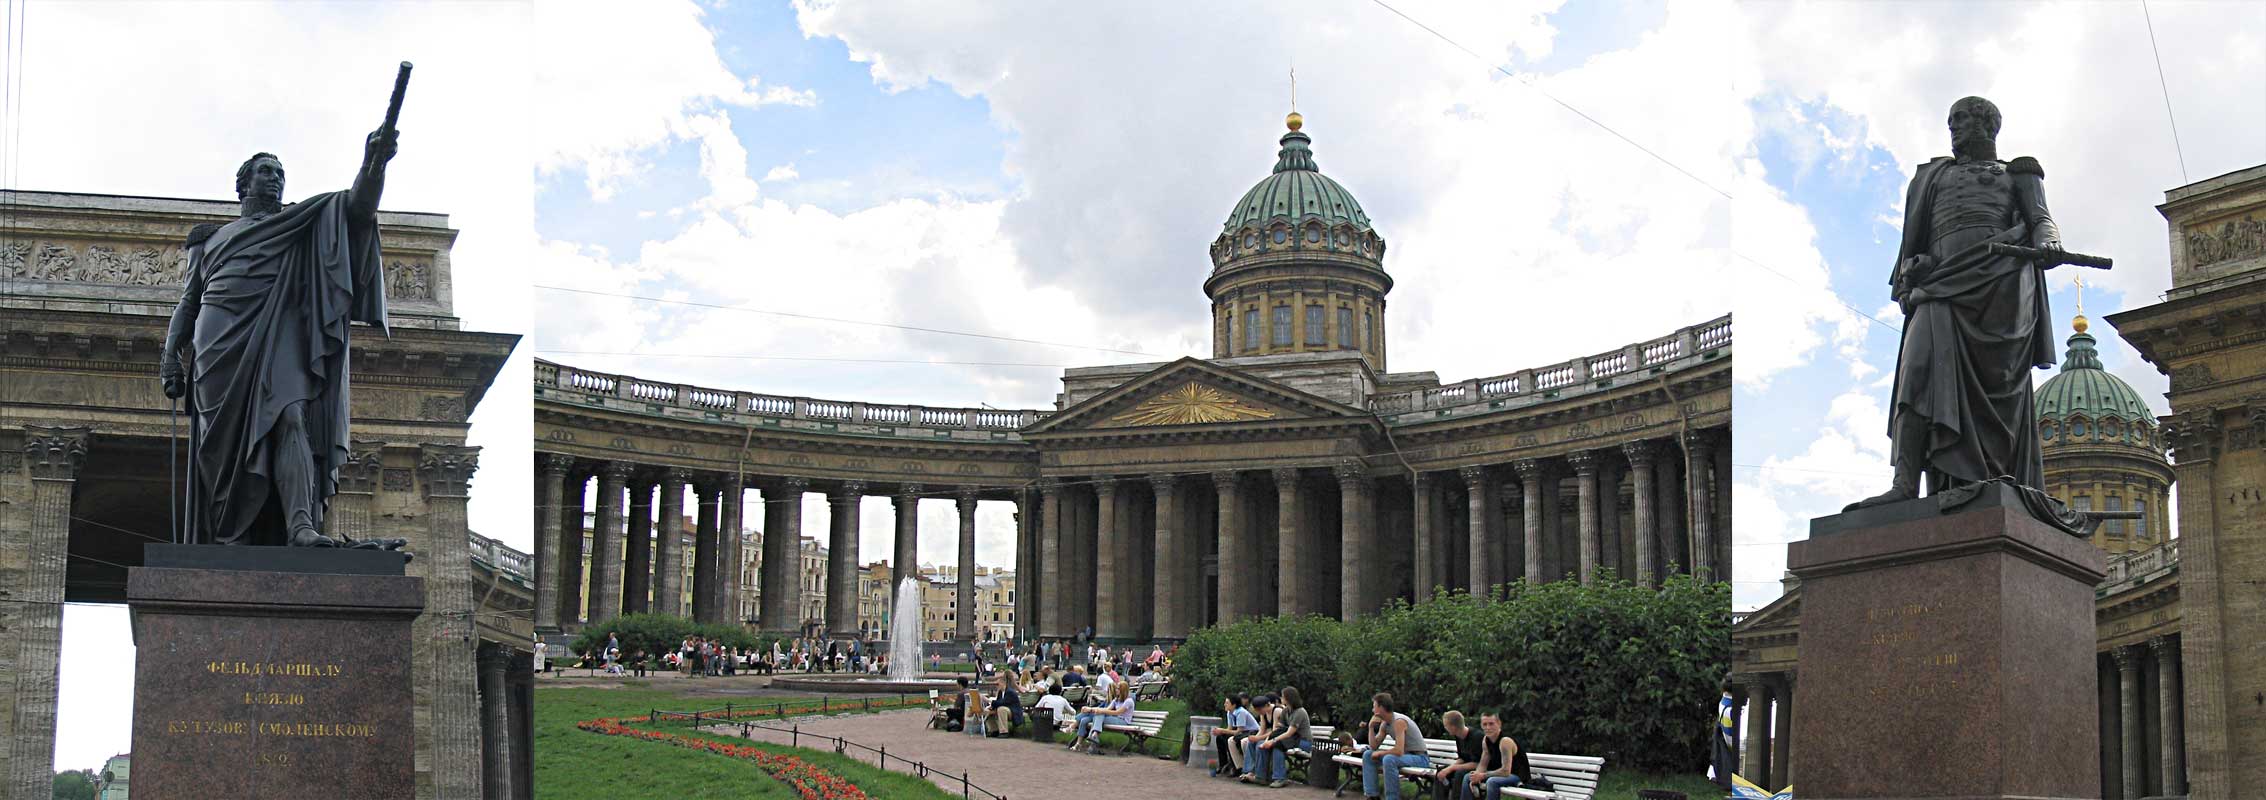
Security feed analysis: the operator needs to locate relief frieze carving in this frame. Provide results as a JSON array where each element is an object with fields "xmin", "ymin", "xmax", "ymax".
[
  {"xmin": 0, "ymin": 237, "xmax": 436, "ymax": 300},
  {"xmin": 386, "ymin": 259, "xmax": 433, "ymax": 300},
  {"xmin": 2186, "ymin": 215, "xmax": 2264, "ymax": 268}
]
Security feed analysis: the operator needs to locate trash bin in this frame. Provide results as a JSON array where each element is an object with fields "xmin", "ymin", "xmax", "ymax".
[
  {"xmin": 1030, "ymin": 709, "xmax": 1056, "ymax": 743},
  {"xmin": 1304, "ymin": 745, "xmax": 1340, "ymax": 788}
]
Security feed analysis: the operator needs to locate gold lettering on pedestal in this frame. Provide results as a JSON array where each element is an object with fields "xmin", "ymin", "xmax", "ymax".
[
  {"xmin": 258, "ymin": 753, "xmax": 294, "ymax": 768},
  {"xmin": 165, "ymin": 720, "xmax": 250, "ymax": 735},
  {"xmin": 204, "ymin": 661, "xmax": 345, "ymax": 677},
  {"xmin": 257, "ymin": 722, "xmax": 379, "ymax": 737},
  {"xmin": 242, "ymin": 692, "xmax": 306, "ymax": 706}
]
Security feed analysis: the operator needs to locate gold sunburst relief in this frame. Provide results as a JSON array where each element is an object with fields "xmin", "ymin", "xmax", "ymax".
[{"xmin": 1108, "ymin": 382, "xmax": 1279, "ymax": 426}]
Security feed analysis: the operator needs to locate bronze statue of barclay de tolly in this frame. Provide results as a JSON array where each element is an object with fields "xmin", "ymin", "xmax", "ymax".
[
  {"xmin": 159, "ymin": 63, "xmax": 415, "ymax": 552},
  {"xmin": 1844, "ymin": 95, "xmax": 2115, "ymax": 533}
]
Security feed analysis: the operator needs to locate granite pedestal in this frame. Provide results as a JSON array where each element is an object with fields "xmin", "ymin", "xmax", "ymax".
[
  {"xmin": 1789, "ymin": 484, "xmax": 2106, "ymax": 800},
  {"xmin": 127, "ymin": 544, "xmax": 423, "ymax": 799}
]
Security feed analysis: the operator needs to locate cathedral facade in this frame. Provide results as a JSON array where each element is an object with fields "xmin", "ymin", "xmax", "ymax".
[{"xmin": 533, "ymin": 115, "xmax": 1734, "ymax": 646}]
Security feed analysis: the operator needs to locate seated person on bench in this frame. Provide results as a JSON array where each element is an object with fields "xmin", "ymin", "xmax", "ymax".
[
  {"xmin": 988, "ymin": 674, "xmax": 1024, "ymax": 738},
  {"xmin": 1067, "ymin": 682, "xmax": 1134, "ymax": 754}
]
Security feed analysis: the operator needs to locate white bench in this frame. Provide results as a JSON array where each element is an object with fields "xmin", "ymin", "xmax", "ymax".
[
  {"xmin": 1499, "ymin": 753, "xmax": 1605, "ymax": 800},
  {"xmin": 1061, "ymin": 685, "xmax": 1089, "ymax": 705},
  {"xmin": 1330, "ymin": 736, "xmax": 1461, "ymax": 796},
  {"xmin": 1101, "ymin": 709, "xmax": 1173, "ymax": 754}
]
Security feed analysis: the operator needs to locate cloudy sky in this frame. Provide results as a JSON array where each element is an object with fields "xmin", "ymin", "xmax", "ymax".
[{"xmin": 17, "ymin": 0, "xmax": 534, "ymax": 773}]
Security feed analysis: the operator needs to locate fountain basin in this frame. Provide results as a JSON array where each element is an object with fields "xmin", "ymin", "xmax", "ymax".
[{"xmin": 768, "ymin": 673, "xmax": 964, "ymax": 694}]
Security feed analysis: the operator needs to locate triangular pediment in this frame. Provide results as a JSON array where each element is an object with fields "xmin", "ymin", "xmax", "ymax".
[
  {"xmin": 1027, "ymin": 358, "xmax": 1369, "ymax": 435},
  {"xmin": 1736, "ymin": 586, "xmax": 1802, "ymax": 633}
]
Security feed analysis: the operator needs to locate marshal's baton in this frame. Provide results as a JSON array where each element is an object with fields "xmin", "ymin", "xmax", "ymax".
[
  {"xmin": 381, "ymin": 61, "xmax": 413, "ymax": 137},
  {"xmin": 1989, "ymin": 242, "xmax": 2113, "ymax": 270}
]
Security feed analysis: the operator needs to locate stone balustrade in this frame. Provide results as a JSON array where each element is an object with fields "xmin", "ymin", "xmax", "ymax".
[
  {"xmin": 470, "ymin": 531, "xmax": 534, "ymax": 588},
  {"xmin": 2100, "ymin": 538, "xmax": 2179, "ymax": 590},
  {"xmin": 1370, "ymin": 315, "xmax": 1731, "ymax": 416},
  {"xmin": 536, "ymin": 359, "xmax": 1054, "ymax": 434}
]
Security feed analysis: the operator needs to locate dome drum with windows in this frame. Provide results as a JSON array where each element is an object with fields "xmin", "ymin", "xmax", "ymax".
[
  {"xmin": 2036, "ymin": 314, "xmax": 2173, "ymax": 554},
  {"xmin": 1207, "ymin": 113, "xmax": 1394, "ymax": 370}
]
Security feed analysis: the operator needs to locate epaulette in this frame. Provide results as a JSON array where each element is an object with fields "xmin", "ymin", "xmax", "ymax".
[
  {"xmin": 184, "ymin": 223, "xmax": 223, "ymax": 248},
  {"xmin": 2009, "ymin": 156, "xmax": 2043, "ymax": 178}
]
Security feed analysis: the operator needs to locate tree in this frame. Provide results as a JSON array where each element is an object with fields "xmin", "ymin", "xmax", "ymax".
[{"xmin": 52, "ymin": 769, "xmax": 96, "ymax": 800}]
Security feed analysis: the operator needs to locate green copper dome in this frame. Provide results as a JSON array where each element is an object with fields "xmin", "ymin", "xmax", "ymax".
[
  {"xmin": 1222, "ymin": 126, "xmax": 1374, "ymax": 234},
  {"xmin": 2036, "ymin": 318, "xmax": 2152, "ymax": 424}
]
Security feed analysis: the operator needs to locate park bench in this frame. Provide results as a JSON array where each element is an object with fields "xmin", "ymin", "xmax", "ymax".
[
  {"xmin": 1134, "ymin": 681, "xmax": 1168, "ymax": 701},
  {"xmin": 1329, "ymin": 736, "xmax": 1461, "ymax": 797},
  {"xmin": 1062, "ymin": 685, "xmax": 1089, "ymax": 705},
  {"xmin": 1499, "ymin": 752, "xmax": 1606, "ymax": 800},
  {"xmin": 1284, "ymin": 724, "xmax": 1335, "ymax": 781},
  {"xmin": 1100, "ymin": 709, "xmax": 1173, "ymax": 755}
]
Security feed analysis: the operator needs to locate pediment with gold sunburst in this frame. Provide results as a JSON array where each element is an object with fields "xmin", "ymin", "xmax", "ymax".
[{"xmin": 1104, "ymin": 382, "xmax": 1281, "ymax": 427}]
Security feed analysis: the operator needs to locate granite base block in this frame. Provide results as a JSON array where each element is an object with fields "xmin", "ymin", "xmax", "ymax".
[
  {"xmin": 1788, "ymin": 490, "xmax": 2106, "ymax": 800},
  {"xmin": 128, "ymin": 545, "xmax": 425, "ymax": 799}
]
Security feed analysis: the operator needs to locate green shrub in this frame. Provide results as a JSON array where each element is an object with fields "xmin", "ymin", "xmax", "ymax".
[
  {"xmin": 1172, "ymin": 574, "xmax": 1728, "ymax": 774},
  {"xmin": 567, "ymin": 613, "xmax": 782, "ymax": 662}
]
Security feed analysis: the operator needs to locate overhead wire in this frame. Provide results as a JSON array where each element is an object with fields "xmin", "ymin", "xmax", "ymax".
[
  {"xmin": 2139, "ymin": 0, "xmax": 2189, "ymax": 183},
  {"xmin": 533, "ymin": 284, "xmax": 1164, "ymax": 358}
]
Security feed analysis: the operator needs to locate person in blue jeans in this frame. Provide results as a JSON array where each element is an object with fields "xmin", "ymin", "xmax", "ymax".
[
  {"xmin": 1360, "ymin": 693, "xmax": 1431, "ymax": 800},
  {"xmin": 1211, "ymin": 694, "xmax": 1259, "ymax": 777},
  {"xmin": 1243, "ymin": 687, "xmax": 1311, "ymax": 788},
  {"xmin": 1068, "ymin": 681, "xmax": 1134, "ymax": 753},
  {"xmin": 1463, "ymin": 711, "xmax": 1534, "ymax": 800}
]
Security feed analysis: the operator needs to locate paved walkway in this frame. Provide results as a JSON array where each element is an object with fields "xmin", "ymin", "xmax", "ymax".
[{"xmin": 704, "ymin": 709, "xmax": 1355, "ymax": 799}]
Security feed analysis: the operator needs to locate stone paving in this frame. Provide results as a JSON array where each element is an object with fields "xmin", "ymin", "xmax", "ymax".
[{"xmin": 705, "ymin": 709, "xmax": 1359, "ymax": 799}]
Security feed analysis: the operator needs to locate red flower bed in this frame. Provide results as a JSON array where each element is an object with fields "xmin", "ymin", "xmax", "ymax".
[{"xmin": 578, "ymin": 713, "xmax": 873, "ymax": 800}]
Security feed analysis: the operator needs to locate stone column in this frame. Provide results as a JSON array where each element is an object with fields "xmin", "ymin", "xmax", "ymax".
[
  {"xmin": 1039, "ymin": 479, "xmax": 1067, "ymax": 637},
  {"xmin": 2116, "ymin": 645, "xmax": 2143, "ymax": 800},
  {"xmin": 590, "ymin": 461, "xmax": 631, "ymax": 623},
  {"xmin": 336, "ymin": 442, "xmax": 383, "ymax": 545},
  {"xmin": 2152, "ymin": 635, "xmax": 2183, "ymax": 796},
  {"xmin": 828, "ymin": 481, "xmax": 865, "ymax": 639},
  {"xmin": 1656, "ymin": 448, "xmax": 1687, "ymax": 574},
  {"xmin": 759, "ymin": 477, "xmax": 807, "ymax": 633},
  {"xmin": 1214, "ymin": 471, "xmax": 1248, "ymax": 623},
  {"xmin": 1016, "ymin": 487, "xmax": 1038, "ymax": 640},
  {"xmin": 1094, "ymin": 477, "xmax": 1124, "ymax": 638},
  {"xmin": 691, "ymin": 481, "xmax": 719, "ymax": 623},
  {"xmin": 1622, "ymin": 441, "xmax": 1658, "ymax": 587},
  {"xmin": 1412, "ymin": 471, "xmax": 1438, "ymax": 602},
  {"xmin": 558, "ymin": 468, "xmax": 588, "ymax": 627},
  {"xmin": 2163, "ymin": 415, "xmax": 2226, "ymax": 796},
  {"xmin": 1336, "ymin": 462, "xmax": 1375, "ymax": 619},
  {"xmin": 1713, "ymin": 429, "xmax": 1732, "ymax": 578},
  {"xmin": 893, "ymin": 484, "xmax": 922, "ymax": 595},
  {"xmin": 623, "ymin": 476, "xmax": 654, "ymax": 615},
  {"xmin": 1570, "ymin": 451, "xmax": 1601, "ymax": 585},
  {"xmin": 1149, "ymin": 475, "xmax": 1184, "ymax": 638},
  {"xmin": 718, "ymin": 476, "xmax": 745, "ymax": 623},
  {"xmin": 1599, "ymin": 454, "xmax": 1625, "ymax": 579},
  {"xmin": 956, "ymin": 488, "xmax": 980, "ymax": 643},
  {"xmin": 1514, "ymin": 460, "xmax": 1546, "ymax": 584},
  {"xmin": 1497, "ymin": 482, "xmax": 1523, "ymax": 587},
  {"xmin": 1743, "ymin": 675, "xmax": 1772, "ymax": 786},
  {"xmin": 1274, "ymin": 468, "xmax": 1309, "ymax": 616},
  {"xmin": 1772, "ymin": 672, "xmax": 1794, "ymax": 790},
  {"xmin": 535, "ymin": 454, "xmax": 574, "ymax": 633},
  {"xmin": 1459, "ymin": 466, "xmax": 1493, "ymax": 598},
  {"xmin": 1684, "ymin": 431, "xmax": 1715, "ymax": 580},
  {"xmin": 478, "ymin": 643, "xmax": 517, "ymax": 800},
  {"xmin": 654, "ymin": 468, "xmax": 689, "ymax": 617},
  {"xmin": 9, "ymin": 428, "xmax": 86, "ymax": 800},
  {"xmin": 417, "ymin": 444, "xmax": 483, "ymax": 799}
]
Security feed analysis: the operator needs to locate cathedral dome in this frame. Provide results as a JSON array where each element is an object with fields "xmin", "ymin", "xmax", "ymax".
[
  {"xmin": 2037, "ymin": 316, "xmax": 2155, "ymax": 444},
  {"xmin": 1221, "ymin": 123, "xmax": 1374, "ymax": 235}
]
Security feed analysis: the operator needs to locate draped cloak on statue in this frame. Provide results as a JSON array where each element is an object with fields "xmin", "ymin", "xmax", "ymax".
[
  {"xmin": 1886, "ymin": 155, "xmax": 2058, "ymax": 493},
  {"xmin": 180, "ymin": 190, "xmax": 387, "ymax": 545}
]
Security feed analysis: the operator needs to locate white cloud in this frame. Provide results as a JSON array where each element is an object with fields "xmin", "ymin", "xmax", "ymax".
[{"xmin": 764, "ymin": 163, "xmax": 801, "ymax": 182}]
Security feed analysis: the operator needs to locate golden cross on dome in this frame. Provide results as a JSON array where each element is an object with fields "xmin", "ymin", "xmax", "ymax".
[
  {"xmin": 2072, "ymin": 273, "xmax": 2086, "ymax": 315},
  {"xmin": 1290, "ymin": 67, "xmax": 1298, "ymax": 113}
]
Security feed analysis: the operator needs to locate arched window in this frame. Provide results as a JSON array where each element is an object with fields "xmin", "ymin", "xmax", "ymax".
[
  {"xmin": 1224, "ymin": 312, "xmax": 1234, "ymax": 353},
  {"xmin": 1272, "ymin": 305, "xmax": 1293, "ymax": 346},
  {"xmin": 1305, "ymin": 305, "xmax": 1325, "ymax": 345}
]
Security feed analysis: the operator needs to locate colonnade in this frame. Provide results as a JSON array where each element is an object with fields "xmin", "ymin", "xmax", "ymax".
[
  {"xmin": 535, "ymin": 454, "xmax": 993, "ymax": 641},
  {"xmin": 537, "ymin": 426, "xmax": 1725, "ymax": 642},
  {"xmin": 1017, "ymin": 427, "xmax": 1731, "ymax": 642},
  {"xmin": 2101, "ymin": 635, "xmax": 2186, "ymax": 799},
  {"xmin": 1731, "ymin": 672, "xmax": 1795, "ymax": 792}
]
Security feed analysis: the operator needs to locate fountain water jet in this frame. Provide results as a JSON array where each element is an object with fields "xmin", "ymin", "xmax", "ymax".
[{"xmin": 768, "ymin": 576, "xmax": 957, "ymax": 694}]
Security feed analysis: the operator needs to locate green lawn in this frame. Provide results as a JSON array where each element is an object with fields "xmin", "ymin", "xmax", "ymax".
[
  {"xmin": 1598, "ymin": 769, "xmax": 1726, "ymax": 798},
  {"xmin": 535, "ymin": 683, "xmax": 957, "ymax": 799}
]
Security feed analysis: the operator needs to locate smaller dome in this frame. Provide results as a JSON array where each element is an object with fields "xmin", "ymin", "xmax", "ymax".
[{"xmin": 2036, "ymin": 319, "xmax": 2152, "ymax": 425}]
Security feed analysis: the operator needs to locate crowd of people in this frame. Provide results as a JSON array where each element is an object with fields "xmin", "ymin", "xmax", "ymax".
[{"xmin": 1207, "ymin": 691, "xmax": 1538, "ymax": 800}]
